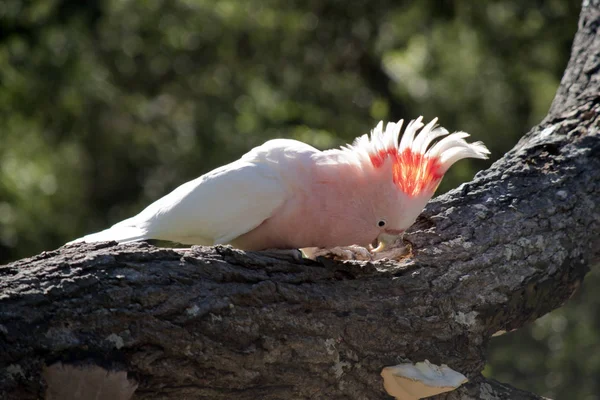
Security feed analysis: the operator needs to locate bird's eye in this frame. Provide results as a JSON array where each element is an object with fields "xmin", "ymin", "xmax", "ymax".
[{"xmin": 378, "ymin": 220, "xmax": 386, "ymax": 227}]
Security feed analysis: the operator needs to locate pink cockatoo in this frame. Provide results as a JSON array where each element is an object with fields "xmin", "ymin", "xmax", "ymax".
[{"xmin": 69, "ymin": 117, "xmax": 489, "ymax": 252}]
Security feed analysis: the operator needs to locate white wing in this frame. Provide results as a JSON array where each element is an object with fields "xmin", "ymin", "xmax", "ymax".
[{"xmin": 70, "ymin": 139, "xmax": 319, "ymax": 246}]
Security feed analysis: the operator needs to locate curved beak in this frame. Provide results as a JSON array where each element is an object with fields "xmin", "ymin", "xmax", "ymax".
[{"xmin": 372, "ymin": 230, "xmax": 404, "ymax": 253}]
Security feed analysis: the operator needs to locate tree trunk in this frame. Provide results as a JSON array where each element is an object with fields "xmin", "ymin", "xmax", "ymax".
[{"xmin": 2, "ymin": 2, "xmax": 599, "ymax": 399}]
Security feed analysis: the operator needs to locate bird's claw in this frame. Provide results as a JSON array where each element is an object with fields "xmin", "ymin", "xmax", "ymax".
[
  {"xmin": 303, "ymin": 241, "xmax": 411, "ymax": 261},
  {"xmin": 302, "ymin": 245, "xmax": 374, "ymax": 261},
  {"xmin": 260, "ymin": 248, "xmax": 304, "ymax": 261}
]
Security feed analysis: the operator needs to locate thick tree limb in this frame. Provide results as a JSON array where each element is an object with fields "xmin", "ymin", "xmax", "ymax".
[{"xmin": 1, "ymin": 2, "xmax": 599, "ymax": 399}]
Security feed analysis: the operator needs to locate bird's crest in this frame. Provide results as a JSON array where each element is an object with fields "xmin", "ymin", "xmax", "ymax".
[{"xmin": 344, "ymin": 117, "xmax": 490, "ymax": 197}]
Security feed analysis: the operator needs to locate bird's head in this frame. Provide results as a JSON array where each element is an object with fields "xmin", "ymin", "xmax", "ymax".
[{"xmin": 342, "ymin": 117, "xmax": 490, "ymax": 251}]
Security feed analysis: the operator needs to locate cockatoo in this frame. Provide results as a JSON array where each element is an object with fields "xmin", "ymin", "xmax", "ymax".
[{"xmin": 69, "ymin": 117, "xmax": 489, "ymax": 252}]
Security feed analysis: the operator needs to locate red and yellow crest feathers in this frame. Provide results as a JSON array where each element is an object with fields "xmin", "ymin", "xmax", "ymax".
[
  {"xmin": 370, "ymin": 147, "xmax": 443, "ymax": 197},
  {"xmin": 347, "ymin": 117, "xmax": 490, "ymax": 197}
]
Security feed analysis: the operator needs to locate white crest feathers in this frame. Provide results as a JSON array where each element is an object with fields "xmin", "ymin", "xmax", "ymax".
[{"xmin": 342, "ymin": 116, "xmax": 490, "ymax": 173}]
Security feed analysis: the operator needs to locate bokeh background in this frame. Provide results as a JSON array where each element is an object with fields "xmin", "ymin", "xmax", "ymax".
[{"xmin": 1, "ymin": 0, "xmax": 596, "ymax": 398}]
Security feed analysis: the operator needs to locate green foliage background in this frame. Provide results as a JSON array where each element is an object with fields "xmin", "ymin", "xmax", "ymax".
[{"xmin": 1, "ymin": 0, "xmax": 595, "ymax": 398}]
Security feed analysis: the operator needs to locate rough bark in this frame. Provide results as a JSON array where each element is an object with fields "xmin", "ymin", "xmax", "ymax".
[{"xmin": 2, "ymin": 2, "xmax": 600, "ymax": 399}]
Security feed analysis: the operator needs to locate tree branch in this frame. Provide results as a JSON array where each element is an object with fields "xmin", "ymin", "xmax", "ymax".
[{"xmin": 1, "ymin": 1, "xmax": 599, "ymax": 399}]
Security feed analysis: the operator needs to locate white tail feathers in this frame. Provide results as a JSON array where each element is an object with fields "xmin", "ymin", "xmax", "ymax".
[{"xmin": 67, "ymin": 225, "xmax": 147, "ymax": 245}]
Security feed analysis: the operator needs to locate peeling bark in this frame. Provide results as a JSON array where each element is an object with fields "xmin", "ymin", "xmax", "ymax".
[{"xmin": 1, "ymin": 1, "xmax": 600, "ymax": 399}]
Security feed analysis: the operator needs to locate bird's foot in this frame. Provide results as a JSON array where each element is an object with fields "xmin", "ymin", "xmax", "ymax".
[
  {"xmin": 302, "ymin": 245, "xmax": 373, "ymax": 261},
  {"xmin": 260, "ymin": 248, "xmax": 305, "ymax": 261},
  {"xmin": 303, "ymin": 242, "xmax": 411, "ymax": 262}
]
